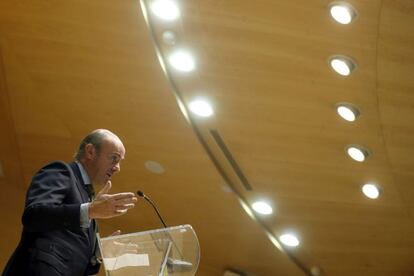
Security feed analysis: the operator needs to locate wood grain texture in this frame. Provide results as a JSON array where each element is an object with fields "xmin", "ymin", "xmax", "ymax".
[{"xmin": 0, "ymin": 0, "xmax": 413, "ymax": 275}]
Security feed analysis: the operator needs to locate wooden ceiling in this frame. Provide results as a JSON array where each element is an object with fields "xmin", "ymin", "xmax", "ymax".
[{"xmin": 1, "ymin": 0, "xmax": 414, "ymax": 275}]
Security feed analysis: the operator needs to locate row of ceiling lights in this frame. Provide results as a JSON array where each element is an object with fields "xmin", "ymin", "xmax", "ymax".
[
  {"xmin": 148, "ymin": 0, "xmax": 382, "ymax": 250},
  {"xmin": 148, "ymin": 0, "xmax": 300, "ymax": 248},
  {"xmin": 329, "ymin": 2, "xmax": 383, "ymax": 200},
  {"xmin": 329, "ymin": 4, "xmax": 370, "ymax": 164}
]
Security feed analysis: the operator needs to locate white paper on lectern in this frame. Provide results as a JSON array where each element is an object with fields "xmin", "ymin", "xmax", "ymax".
[{"xmin": 103, "ymin": 253, "xmax": 150, "ymax": 270}]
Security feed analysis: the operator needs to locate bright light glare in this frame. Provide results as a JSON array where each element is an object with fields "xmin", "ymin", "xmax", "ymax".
[
  {"xmin": 162, "ymin": 30, "xmax": 177, "ymax": 45},
  {"xmin": 252, "ymin": 201, "xmax": 273, "ymax": 215},
  {"xmin": 347, "ymin": 146, "xmax": 366, "ymax": 162},
  {"xmin": 331, "ymin": 58, "xmax": 351, "ymax": 76},
  {"xmin": 330, "ymin": 5, "xmax": 353, "ymax": 24},
  {"xmin": 267, "ymin": 233, "xmax": 283, "ymax": 251},
  {"xmin": 150, "ymin": 0, "xmax": 180, "ymax": 21},
  {"xmin": 280, "ymin": 233, "xmax": 300, "ymax": 247},
  {"xmin": 362, "ymin": 184, "xmax": 381, "ymax": 199},
  {"xmin": 337, "ymin": 105, "xmax": 358, "ymax": 122},
  {"xmin": 168, "ymin": 51, "xmax": 195, "ymax": 72},
  {"xmin": 189, "ymin": 100, "xmax": 213, "ymax": 117},
  {"xmin": 240, "ymin": 200, "xmax": 254, "ymax": 219}
]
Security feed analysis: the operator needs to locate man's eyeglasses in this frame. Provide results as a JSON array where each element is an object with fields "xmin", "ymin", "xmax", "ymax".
[{"xmin": 108, "ymin": 154, "xmax": 122, "ymax": 165}]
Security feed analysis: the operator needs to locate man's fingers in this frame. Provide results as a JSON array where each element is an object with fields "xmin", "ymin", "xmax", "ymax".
[
  {"xmin": 114, "ymin": 199, "xmax": 136, "ymax": 209},
  {"xmin": 115, "ymin": 203, "xmax": 135, "ymax": 209},
  {"xmin": 97, "ymin": 181, "xmax": 112, "ymax": 196},
  {"xmin": 90, "ymin": 190, "xmax": 137, "ymax": 219},
  {"xmin": 115, "ymin": 197, "xmax": 137, "ymax": 205},
  {"xmin": 124, "ymin": 204, "xmax": 135, "ymax": 209},
  {"xmin": 115, "ymin": 209, "xmax": 128, "ymax": 215},
  {"xmin": 111, "ymin": 192, "xmax": 136, "ymax": 200},
  {"xmin": 111, "ymin": 230, "xmax": 122, "ymax": 236}
]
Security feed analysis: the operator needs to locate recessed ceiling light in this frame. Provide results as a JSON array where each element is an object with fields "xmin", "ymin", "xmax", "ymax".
[
  {"xmin": 150, "ymin": 0, "xmax": 180, "ymax": 21},
  {"xmin": 168, "ymin": 50, "xmax": 195, "ymax": 72},
  {"xmin": 279, "ymin": 233, "xmax": 300, "ymax": 247},
  {"xmin": 329, "ymin": 55, "xmax": 356, "ymax": 76},
  {"xmin": 329, "ymin": 2, "xmax": 357, "ymax": 24},
  {"xmin": 145, "ymin": 160, "xmax": 165, "ymax": 174},
  {"xmin": 336, "ymin": 102, "xmax": 360, "ymax": 122},
  {"xmin": 189, "ymin": 99, "xmax": 213, "ymax": 117},
  {"xmin": 252, "ymin": 201, "xmax": 273, "ymax": 215},
  {"xmin": 362, "ymin": 183, "xmax": 382, "ymax": 199},
  {"xmin": 346, "ymin": 145, "xmax": 370, "ymax": 162}
]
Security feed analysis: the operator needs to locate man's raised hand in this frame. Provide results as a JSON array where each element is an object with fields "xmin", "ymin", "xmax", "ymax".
[{"xmin": 88, "ymin": 181, "xmax": 138, "ymax": 219}]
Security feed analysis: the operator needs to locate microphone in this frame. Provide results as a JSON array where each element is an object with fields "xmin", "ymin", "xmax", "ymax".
[
  {"xmin": 136, "ymin": 190, "xmax": 193, "ymax": 273},
  {"xmin": 137, "ymin": 190, "xmax": 167, "ymax": 228}
]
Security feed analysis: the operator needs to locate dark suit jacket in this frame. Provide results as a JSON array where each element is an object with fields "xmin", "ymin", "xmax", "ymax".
[{"xmin": 2, "ymin": 161, "xmax": 100, "ymax": 276}]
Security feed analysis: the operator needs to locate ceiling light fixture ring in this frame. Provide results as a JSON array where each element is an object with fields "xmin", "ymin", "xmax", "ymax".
[
  {"xmin": 345, "ymin": 144, "xmax": 371, "ymax": 162},
  {"xmin": 335, "ymin": 102, "xmax": 361, "ymax": 122},
  {"xmin": 361, "ymin": 183, "xmax": 383, "ymax": 199},
  {"xmin": 329, "ymin": 55, "xmax": 357, "ymax": 76},
  {"xmin": 329, "ymin": 1, "xmax": 358, "ymax": 24}
]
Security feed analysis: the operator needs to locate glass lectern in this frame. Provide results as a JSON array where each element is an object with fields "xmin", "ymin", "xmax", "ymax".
[{"xmin": 98, "ymin": 225, "xmax": 200, "ymax": 276}]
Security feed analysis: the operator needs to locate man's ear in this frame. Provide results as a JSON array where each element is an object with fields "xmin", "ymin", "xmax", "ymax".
[{"xmin": 84, "ymin": 143, "xmax": 96, "ymax": 160}]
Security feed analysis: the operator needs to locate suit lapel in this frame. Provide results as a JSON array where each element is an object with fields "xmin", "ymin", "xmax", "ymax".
[
  {"xmin": 69, "ymin": 162, "xmax": 89, "ymax": 204},
  {"xmin": 68, "ymin": 162, "xmax": 96, "ymax": 254}
]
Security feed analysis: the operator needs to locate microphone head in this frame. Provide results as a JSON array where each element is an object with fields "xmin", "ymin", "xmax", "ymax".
[{"xmin": 137, "ymin": 190, "xmax": 145, "ymax": 197}]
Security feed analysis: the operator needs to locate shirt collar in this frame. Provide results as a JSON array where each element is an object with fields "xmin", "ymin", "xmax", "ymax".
[{"xmin": 75, "ymin": 161, "xmax": 91, "ymax": 186}]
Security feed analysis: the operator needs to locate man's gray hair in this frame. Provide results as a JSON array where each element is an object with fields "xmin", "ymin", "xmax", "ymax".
[{"xmin": 74, "ymin": 129, "xmax": 112, "ymax": 160}]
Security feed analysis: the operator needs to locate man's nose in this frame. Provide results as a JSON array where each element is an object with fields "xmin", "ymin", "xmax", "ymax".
[{"xmin": 112, "ymin": 163, "xmax": 121, "ymax": 173}]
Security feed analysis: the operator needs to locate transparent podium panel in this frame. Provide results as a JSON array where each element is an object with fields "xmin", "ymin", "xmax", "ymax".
[{"xmin": 98, "ymin": 225, "xmax": 200, "ymax": 276}]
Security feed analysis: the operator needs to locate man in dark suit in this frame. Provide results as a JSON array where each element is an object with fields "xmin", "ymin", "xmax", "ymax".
[{"xmin": 2, "ymin": 129, "xmax": 138, "ymax": 276}]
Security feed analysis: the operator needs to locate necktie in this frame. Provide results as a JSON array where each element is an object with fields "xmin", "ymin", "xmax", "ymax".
[
  {"xmin": 84, "ymin": 184, "xmax": 98, "ymax": 260},
  {"xmin": 85, "ymin": 184, "xmax": 95, "ymax": 201}
]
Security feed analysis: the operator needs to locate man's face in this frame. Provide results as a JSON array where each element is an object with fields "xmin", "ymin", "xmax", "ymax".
[{"xmin": 87, "ymin": 137, "xmax": 126, "ymax": 186}]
